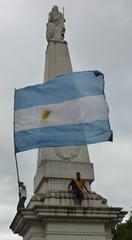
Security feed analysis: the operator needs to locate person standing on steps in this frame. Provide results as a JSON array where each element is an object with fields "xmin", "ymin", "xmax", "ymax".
[{"xmin": 68, "ymin": 172, "xmax": 90, "ymax": 206}]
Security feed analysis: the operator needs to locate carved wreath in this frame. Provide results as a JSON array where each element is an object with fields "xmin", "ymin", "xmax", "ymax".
[{"xmin": 54, "ymin": 147, "xmax": 81, "ymax": 160}]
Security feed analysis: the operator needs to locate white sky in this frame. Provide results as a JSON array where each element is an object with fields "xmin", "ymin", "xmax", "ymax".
[{"xmin": 0, "ymin": 0, "xmax": 132, "ymax": 239}]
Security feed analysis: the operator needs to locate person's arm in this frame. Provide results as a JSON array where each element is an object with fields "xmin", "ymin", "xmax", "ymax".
[
  {"xmin": 48, "ymin": 12, "xmax": 52, "ymax": 22},
  {"xmin": 83, "ymin": 182, "xmax": 90, "ymax": 193},
  {"xmin": 18, "ymin": 186, "xmax": 21, "ymax": 198}
]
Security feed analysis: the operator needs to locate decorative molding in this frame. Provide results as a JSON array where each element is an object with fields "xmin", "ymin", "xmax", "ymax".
[
  {"xmin": 54, "ymin": 147, "xmax": 81, "ymax": 160},
  {"xmin": 44, "ymin": 231, "xmax": 108, "ymax": 236},
  {"xmin": 31, "ymin": 191, "xmax": 106, "ymax": 202},
  {"xmin": 10, "ymin": 205, "xmax": 127, "ymax": 236}
]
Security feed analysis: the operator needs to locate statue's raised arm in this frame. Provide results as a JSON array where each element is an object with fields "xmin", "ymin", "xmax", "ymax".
[{"xmin": 46, "ymin": 6, "xmax": 65, "ymax": 42}]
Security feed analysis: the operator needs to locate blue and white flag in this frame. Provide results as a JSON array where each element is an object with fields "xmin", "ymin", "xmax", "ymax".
[{"xmin": 14, "ymin": 70, "xmax": 113, "ymax": 153}]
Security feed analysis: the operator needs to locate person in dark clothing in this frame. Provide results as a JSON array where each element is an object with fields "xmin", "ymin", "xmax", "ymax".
[{"xmin": 68, "ymin": 172, "xmax": 90, "ymax": 206}]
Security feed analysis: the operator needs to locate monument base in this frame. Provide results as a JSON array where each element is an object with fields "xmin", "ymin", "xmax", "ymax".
[{"xmin": 10, "ymin": 198, "xmax": 126, "ymax": 240}]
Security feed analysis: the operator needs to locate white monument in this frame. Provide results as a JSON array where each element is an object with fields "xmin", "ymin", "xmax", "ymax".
[{"xmin": 10, "ymin": 6, "xmax": 126, "ymax": 240}]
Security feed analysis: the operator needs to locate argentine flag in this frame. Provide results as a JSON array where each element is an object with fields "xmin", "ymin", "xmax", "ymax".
[{"xmin": 14, "ymin": 71, "xmax": 113, "ymax": 153}]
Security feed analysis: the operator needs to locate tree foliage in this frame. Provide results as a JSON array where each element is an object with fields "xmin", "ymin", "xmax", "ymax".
[{"xmin": 112, "ymin": 217, "xmax": 132, "ymax": 240}]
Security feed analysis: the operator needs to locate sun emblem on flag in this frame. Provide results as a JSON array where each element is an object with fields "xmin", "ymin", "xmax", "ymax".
[{"xmin": 41, "ymin": 109, "xmax": 52, "ymax": 122}]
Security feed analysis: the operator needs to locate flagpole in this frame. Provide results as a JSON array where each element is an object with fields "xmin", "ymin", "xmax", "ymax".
[{"xmin": 13, "ymin": 88, "xmax": 20, "ymax": 195}]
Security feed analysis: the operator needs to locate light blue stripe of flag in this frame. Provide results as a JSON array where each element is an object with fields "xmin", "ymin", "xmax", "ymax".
[
  {"xmin": 15, "ymin": 121, "xmax": 112, "ymax": 152},
  {"xmin": 15, "ymin": 71, "xmax": 104, "ymax": 110}
]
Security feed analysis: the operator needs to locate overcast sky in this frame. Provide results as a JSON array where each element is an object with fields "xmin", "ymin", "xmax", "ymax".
[{"xmin": 0, "ymin": 0, "xmax": 132, "ymax": 239}]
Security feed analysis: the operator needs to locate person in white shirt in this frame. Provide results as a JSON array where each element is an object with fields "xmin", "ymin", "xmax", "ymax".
[{"xmin": 17, "ymin": 181, "xmax": 27, "ymax": 211}]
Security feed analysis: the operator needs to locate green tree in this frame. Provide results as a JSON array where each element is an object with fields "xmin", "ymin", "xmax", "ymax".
[{"xmin": 112, "ymin": 217, "xmax": 132, "ymax": 240}]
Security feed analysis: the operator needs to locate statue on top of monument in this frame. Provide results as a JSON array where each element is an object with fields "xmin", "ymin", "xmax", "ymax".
[{"xmin": 46, "ymin": 6, "xmax": 65, "ymax": 42}]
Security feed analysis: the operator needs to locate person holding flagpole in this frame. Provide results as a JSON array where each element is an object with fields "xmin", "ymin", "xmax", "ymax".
[{"xmin": 17, "ymin": 181, "xmax": 27, "ymax": 211}]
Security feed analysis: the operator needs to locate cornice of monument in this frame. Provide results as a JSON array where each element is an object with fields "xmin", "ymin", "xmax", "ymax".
[
  {"xmin": 48, "ymin": 40, "xmax": 67, "ymax": 44},
  {"xmin": 10, "ymin": 205, "xmax": 127, "ymax": 236}
]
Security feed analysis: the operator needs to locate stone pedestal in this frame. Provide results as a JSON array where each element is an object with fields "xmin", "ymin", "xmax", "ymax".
[
  {"xmin": 35, "ymin": 145, "xmax": 94, "ymax": 195},
  {"xmin": 10, "ymin": 202, "xmax": 126, "ymax": 240}
]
